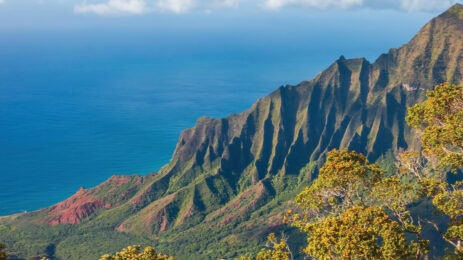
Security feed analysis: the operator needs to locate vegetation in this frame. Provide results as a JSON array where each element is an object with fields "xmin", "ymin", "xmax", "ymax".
[
  {"xmin": 284, "ymin": 150, "xmax": 422, "ymax": 259},
  {"xmin": 0, "ymin": 243, "xmax": 7, "ymax": 260},
  {"xmin": 100, "ymin": 245, "xmax": 174, "ymax": 260},
  {"xmin": 405, "ymin": 83, "xmax": 463, "ymax": 256},
  {"xmin": 281, "ymin": 83, "xmax": 463, "ymax": 259}
]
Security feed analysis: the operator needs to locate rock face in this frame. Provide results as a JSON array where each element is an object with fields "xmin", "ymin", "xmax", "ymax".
[
  {"xmin": 1, "ymin": 4, "xmax": 463, "ymax": 260},
  {"xmin": 165, "ymin": 3, "xmax": 463, "ymax": 183}
]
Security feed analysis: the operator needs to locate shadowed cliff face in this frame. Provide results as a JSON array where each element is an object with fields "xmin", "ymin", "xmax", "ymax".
[
  {"xmin": 166, "ymin": 3, "xmax": 463, "ymax": 184},
  {"xmin": 1, "ymin": 4, "xmax": 463, "ymax": 260}
]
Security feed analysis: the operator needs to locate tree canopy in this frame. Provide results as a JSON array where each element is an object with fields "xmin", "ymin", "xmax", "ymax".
[{"xmin": 100, "ymin": 245, "xmax": 174, "ymax": 260}]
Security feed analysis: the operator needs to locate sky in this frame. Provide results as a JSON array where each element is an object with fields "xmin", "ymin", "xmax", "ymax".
[{"xmin": 0, "ymin": 0, "xmax": 461, "ymax": 30}]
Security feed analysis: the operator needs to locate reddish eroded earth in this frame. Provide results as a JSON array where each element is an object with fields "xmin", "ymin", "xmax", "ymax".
[
  {"xmin": 45, "ymin": 187, "xmax": 111, "ymax": 225},
  {"xmin": 104, "ymin": 175, "xmax": 133, "ymax": 187},
  {"xmin": 43, "ymin": 175, "xmax": 144, "ymax": 226}
]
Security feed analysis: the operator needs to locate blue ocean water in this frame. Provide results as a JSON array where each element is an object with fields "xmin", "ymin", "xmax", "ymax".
[{"xmin": 0, "ymin": 11, "xmax": 434, "ymax": 215}]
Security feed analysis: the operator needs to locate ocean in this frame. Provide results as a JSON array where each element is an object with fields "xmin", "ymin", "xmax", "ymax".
[{"xmin": 0, "ymin": 11, "xmax": 433, "ymax": 215}]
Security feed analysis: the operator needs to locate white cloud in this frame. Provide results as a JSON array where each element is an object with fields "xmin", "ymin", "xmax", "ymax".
[
  {"xmin": 72, "ymin": 0, "xmax": 461, "ymax": 16},
  {"xmin": 154, "ymin": 0, "xmax": 241, "ymax": 14},
  {"xmin": 74, "ymin": 0, "xmax": 148, "ymax": 16},
  {"xmin": 400, "ymin": 0, "xmax": 457, "ymax": 12},
  {"xmin": 157, "ymin": 0, "xmax": 195, "ymax": 13},
  {"xmin": 264, "ymin": 0, "xmax": 363, "ymax": 10},
  {"xmin": 263, "ymin": 0, "xmax": 460, "ymax": 11},
  {"xmin": 216, "ymin": 0, "xmax": 240, "ymax": 8},
  {"xmin": 0, "ymin": 0, "xmax": 5, "ymax": 5},
  {"xmin": 73, "ymin": 0, "xmax": 242, "ymax": 15}
]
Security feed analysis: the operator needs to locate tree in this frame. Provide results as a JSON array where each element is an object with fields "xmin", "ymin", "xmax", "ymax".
[
  {"xmin": 255, "ymin": 233, "xmax": 292, "ymax": 260},
  {"xmin": 407, "ymin": 83, "xmax": 463, "ymax": 171},
  {"xmin": 100, "ymin": 245, "xmax": 174, "ymax": 260},
  {"xmin": 237, "ymin": 233, "xmax": 292, "ymax": 260},
  {"xmin": 302, "ymin": 206, "xmax": 410, "ymax": 259},
  {"xmin": 284, "ymin": 150, "xmax": 422, "ymax": 259},
  {"xmin": 405, "ymin": 83, "xmax": 463, "ymax": 257},
  {"xmin": 289, "ymin": 149, "xmax": 383, "ymax": 222}
]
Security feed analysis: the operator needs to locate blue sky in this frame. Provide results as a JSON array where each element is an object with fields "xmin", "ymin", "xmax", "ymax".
[{"xmin": 0, "ymin": 0, "xmax": 461, "ymax": 30}]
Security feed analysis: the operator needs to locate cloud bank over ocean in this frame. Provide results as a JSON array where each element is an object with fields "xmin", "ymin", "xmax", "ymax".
[
  {"xmin": 71, "ymin": 0, "xmax": 460, "ymax": 15},
  {"xmin": 73, "ymin": 0, "xmax": 240, "ymax": 15}
]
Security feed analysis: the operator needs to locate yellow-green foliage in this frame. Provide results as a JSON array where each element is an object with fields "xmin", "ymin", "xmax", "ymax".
[
  {"xmin": 100, "ymin": 245, "xmax": 174, "ymax": 260},
  {"xmin": 236, "ymin": 233, "xmax": 291, "ymax": 260},
  {"xmin": 406, "ymin": 83, "xmax": 463, "ymax": 170},
  {"xmin": 291, "ymin": 149, "xmax": 383, "ymax": 220},
  {"xmin": 255, "ymin": 233, "xmax": 291, "ymax": 260},
  {"xmin": 303, "ymin": 206, "xmax": 410, "ymax": 259},
  {"xmin": 349, "ymin": 83, "xmax": 463, "ymax": 258},
  {"xmin": 282, "ymin": 148, "xmax": 432, "ymax": 259},
  {"xmin": 403, "ymin": 83, "xmax": 463, "ymax": 256},
  {"xmin": 372, "ymin": 176, "xmax": 419, "ymax": 227}
]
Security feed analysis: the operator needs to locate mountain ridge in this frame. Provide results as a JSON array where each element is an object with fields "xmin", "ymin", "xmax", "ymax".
[{"xmin": 1, "ymin": 4, "xmax": 463, "ymax": 259}]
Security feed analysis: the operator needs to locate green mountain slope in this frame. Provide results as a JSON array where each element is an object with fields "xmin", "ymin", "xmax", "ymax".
[{"xmin": 1, "ymin": 4, "xmax": 463, "ymax": 259}]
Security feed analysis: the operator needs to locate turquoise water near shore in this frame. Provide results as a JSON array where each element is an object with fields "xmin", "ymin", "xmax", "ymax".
[{"xmin": 0, "ymin": 12, "xmax": 432, "ymax": 215}]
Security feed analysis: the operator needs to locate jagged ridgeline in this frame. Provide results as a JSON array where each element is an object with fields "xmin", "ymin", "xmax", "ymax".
[{"xmin": 1, "ymin": 4, "xmax": 463, "ymax": 260}]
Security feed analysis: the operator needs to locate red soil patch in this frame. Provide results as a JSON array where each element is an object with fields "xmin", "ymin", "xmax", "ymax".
[{"xmin": 46, "ymin": 188, "xmax": 111, "ymax": 225}]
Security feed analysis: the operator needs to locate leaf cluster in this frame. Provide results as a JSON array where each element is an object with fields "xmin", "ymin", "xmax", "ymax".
[
  {"xmin": 100, "ymin": 245, "xmax": 174, "ymax": 260},
  {"xmin": 406, "ymin": 83, "xmax": 463, "ymax": 170},
  {"xmin": 292, "ymin": 149, "xmax": 383, "ymax": 222},
  {"xmin": 304, "ymin": 206, "xmax": 410, "ymax": 259}
]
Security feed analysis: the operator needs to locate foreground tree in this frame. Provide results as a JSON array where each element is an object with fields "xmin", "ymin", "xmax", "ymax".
[
  {"xmin": 407, "ymin": 83, "xmax": 463, "ymax": 170},
  {"xmin": 405, "ymin": 83, "xmax": 463, "ymax": 257},
  {"xmin": 100, "ymin": 245, "xmax": 174, "ymax": 260},
  {"xmin": 303, "ymin": 206, "xmax": 410, "ymax": 259},
  {"xmin": 289, "ymin": 149, "xmax": 383, "ymax": 221},
  {"xmin": 238, "ymin": 233, "xmax": 292, "ymax": 260},
  {"xmin": 285, "ymin": 149, "xmax": 423, "ymax": 259}
]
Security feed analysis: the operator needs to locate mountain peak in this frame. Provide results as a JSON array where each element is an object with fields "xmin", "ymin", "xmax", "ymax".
[
  {"xmin": 448, "ymin": 3, "xmax": 463, "ymax": 12},
  {"xmin": 440, "ymin": 3, "xmax": 463, "ymax": 20},
  {"xmin": 384, "ymin": 3, "xmax": 463, "ymax": 89}
]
